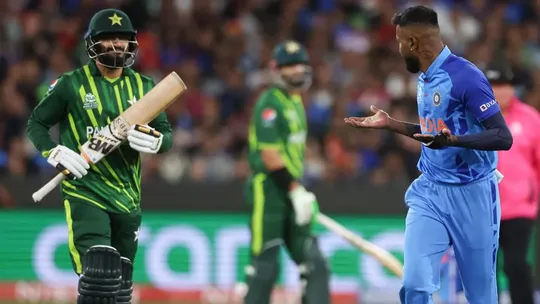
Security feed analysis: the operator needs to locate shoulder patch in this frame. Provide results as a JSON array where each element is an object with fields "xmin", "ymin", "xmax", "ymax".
[
  {"xmin": 48, "ymin": 79, "xmax": 59, "ymax": 92},
  {"xmin": 262, "ymin": 108, "xmax": 277, "ymax": 122}
]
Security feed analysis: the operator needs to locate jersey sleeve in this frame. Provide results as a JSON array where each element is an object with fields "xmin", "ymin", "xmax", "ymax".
[
  {"xmin": 146, "ymin": 78, "xmax": 173, "ymax": 153},
  {"xmin": 459, "ymin": 75, "xmax": 501, "ymax": 122},
  {"xmin": 26, "ymin": 76, "xmax": 69, "ymax": 157},
  {"xmin": 252, "ymin": 94, "xmax": 283, "ymax": 149}
]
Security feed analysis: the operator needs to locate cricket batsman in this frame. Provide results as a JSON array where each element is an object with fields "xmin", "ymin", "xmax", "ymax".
[
  {"xmin": 345, "ymin": 6, "xmax": 513, "ymax": 304},
  {"xmin": 26, "ymin": 8, "xmax": 172, "ymax": 304},
  {"xmin": 243, "ymin": 40, "xmax": 330, "ymax": 304}
]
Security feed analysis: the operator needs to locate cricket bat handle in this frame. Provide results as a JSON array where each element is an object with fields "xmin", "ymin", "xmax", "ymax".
[
  {"xmin": 317, "ymin": 213, "xmax": 404, "ymax": 278},
  {"xmin": 32, "ymin": 173, "xmax": 66, "ymax": 202}
]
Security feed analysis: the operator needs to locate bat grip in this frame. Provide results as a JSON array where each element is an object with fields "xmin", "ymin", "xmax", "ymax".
[{"xmin": 32, "ymin": 173, "xmax": 66, "ymax": 203}]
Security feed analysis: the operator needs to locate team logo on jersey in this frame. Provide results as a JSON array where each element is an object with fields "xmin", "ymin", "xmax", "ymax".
[
  {"xmin": 433, "ymin": 92, "xmax": 442, "ymax": 106},
  {"xmin": 262, "ymin": 108, "xmax": 277, "ymax": 126},
  {"xmin": 83, "ymin": 93, "xmax": 99, "ymax": 110}
]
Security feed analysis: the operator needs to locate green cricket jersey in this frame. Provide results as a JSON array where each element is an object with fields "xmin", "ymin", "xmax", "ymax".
[
  {"xmin": 248, "ymin": 87, "xmax": 308, "ymax": 179},
  {"xmin": 27, "ymin": 60, "xmax": 172, "ymax": 213}
]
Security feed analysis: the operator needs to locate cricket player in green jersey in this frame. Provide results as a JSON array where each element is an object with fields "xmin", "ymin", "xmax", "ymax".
[
  {"xmin": 26, "ymin": 8, "xmax": 172, "ymax": 304},
  {"xmin": 243, "ymin": 40, "xmax": 330, "ymax": 304}
]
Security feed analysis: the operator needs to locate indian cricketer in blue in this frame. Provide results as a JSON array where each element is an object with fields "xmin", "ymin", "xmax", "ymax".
[{"xmin": 345, "ymin": 6, "xmax": 513, "ymax": 304}]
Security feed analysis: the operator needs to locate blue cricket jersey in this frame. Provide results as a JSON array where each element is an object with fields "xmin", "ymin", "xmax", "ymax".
[{"xmin": 416, "ymin": 46, "xmax": 501, "ymax": 184}]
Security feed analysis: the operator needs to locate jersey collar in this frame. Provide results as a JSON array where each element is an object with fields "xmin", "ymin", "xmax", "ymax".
[
  {"xmin": 423, "ymin": 45, "xmax": 451, "ymax": 80},
  {"xmin": 87, "ymin": 60, "xmax": 134, "ymax": 77}
]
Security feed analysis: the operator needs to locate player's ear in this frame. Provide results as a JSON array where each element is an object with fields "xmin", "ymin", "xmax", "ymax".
[{"xmin": 408, "ymin": 37, "xmax": 416, "ymax": 51}]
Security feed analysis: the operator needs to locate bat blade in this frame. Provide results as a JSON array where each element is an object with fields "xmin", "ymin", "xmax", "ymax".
[
  {"xmin": 32, "ymin": 72, "xmax": 187, "ymax": 203},
  {"xmin": 317, "ymin": 213, "xmax": 403, "ymax": 278}
]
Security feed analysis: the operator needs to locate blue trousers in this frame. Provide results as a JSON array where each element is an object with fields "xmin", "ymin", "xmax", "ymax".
[{"xmin": 400, "ymin": 174, "xmax": 501, "ymax": 304}]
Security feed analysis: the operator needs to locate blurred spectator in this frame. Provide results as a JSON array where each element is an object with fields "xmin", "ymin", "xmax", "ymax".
[{"xmin": 0, "ymin": 0, "xmax": 539, "ymax": 186}]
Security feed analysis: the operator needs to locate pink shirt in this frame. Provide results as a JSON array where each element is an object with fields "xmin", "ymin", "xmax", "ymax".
[{"xmin": 498, "ymin": 97, "xmax": 540, "ymax": 220}]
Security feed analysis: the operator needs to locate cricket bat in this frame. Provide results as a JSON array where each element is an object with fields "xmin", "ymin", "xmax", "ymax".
[
  {"xmin": 32, "ymin": 72, "xmax": 187, "ymax": 203},
  {"xmin": 317, "ymin": 213, "xmax": 404, "ymax": 278}
]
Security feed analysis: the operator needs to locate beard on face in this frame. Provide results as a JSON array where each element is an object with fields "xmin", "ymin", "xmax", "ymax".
[
  {"xmin": 97, "ymin": 44, "xmax": 127, "ymax": 69},
  {"xmin": 404, "ymin": 55, "xmax": 421, "ymax": 74}
]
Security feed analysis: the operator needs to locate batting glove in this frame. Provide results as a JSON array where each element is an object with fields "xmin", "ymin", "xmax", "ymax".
[
  {"xmin": 47, "ymin": 145, "xmax": 89, "ymax": 179},
  {"xmin": 289, "ymin": 186, "xmax": 319, "ymax": 226},
  {"xmin": 127, "ymin": 124, "xmax": 163, "ymax": 154}
]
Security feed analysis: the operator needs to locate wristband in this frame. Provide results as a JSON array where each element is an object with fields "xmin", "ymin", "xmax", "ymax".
[{"xmin": 269, "ymin": 167, "xmax": 295, "ymax": 191}]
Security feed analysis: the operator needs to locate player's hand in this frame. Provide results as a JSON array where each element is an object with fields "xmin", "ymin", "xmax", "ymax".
[
  {"xmin": 127, "ymin": 124, "xmax": 163, "ymax": 154},
  {"xmin": 289, "ymin": 186, "xmax": 319, "ymax": 226},
  {"xmin": 344, "ymin": 105, "xmax": 390, "ymax": 129},
  {"xmin": 47, "ymin": 145, "xmax": 89, "ymax": 179},
  {"xmin": 413, "ymin": 128, "xmax": 457, "ymax": 149}
]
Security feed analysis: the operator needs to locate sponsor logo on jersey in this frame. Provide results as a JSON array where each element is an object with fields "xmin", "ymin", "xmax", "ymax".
[
  {"xmin": 83, "ymin": 93, "xmax": 99, "ymax": 110},
  {"xmin": 433, "ymin": 92, "xmax": 441, "ymax": 106},
  {"xmin": 262, "ymin": 108, "xmax": 277, "ymax": 126},
  {"xmin": 479, "ymin": 100, "xmax": 497, "ymax": 112}
]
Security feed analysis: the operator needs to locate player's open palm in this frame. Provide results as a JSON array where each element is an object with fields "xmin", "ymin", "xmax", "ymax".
[{"xmin": 344, "ymin": 105, "xmax": 389, "ymax": 129}]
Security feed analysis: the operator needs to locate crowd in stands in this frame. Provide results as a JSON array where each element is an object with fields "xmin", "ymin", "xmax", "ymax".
[{"xmin": 0, "ymin": 0, "xmax": 539, "ymax": 186}]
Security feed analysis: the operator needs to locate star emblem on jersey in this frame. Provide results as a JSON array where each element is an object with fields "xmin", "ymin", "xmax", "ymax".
[
  {"xmin": 433, "ymin": 92, "xmax": 442, "ymax": 106},
  {"xmin": 134, "ymin": 227, "xmax": 140, "ymax": 241},
  {"xmin": 83, "ymin": 93, "xmax": 99, "ymax": 110},
  {"xmin": 109, "ymin": 13, "xmax": 123, "ymax": 26},
  {"xmin": 128, "ymin": 96, "xmax": 137, "ymax": 105}
]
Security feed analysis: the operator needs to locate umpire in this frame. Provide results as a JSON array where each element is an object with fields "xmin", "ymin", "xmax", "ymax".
[{"xmin": 485, "ymin": 64, "xmax": 540, "ymax": 304}]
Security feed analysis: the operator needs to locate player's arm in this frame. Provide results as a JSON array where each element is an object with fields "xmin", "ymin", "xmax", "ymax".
[
  {"xmin": 26, "ymin": 77, "xmax": 89, "ymax": 179},
  {"xmin": 387, "ymin": 118, "xmax": 422, "ymax": 139},
  {"xmin": 255, "ymin": 102, "xmax": 317, "ymax": 226},
  {"xmin": 127, "ymin": 79, "xmax": 173, "ymax": 154},
  {"xmin": 256, "ymin": 105, "xmax": 299, "ymax": 189},
  {"xmin": 451, "ymin": 77, "xmax": 512, "ymax": 150},
  {"xmin": 452, "ymin": 113, "xmax": 513, "ymax": 150},
  {"xmin": 345, "ymin": 105, "xmax": 421, "ymax": 139},
  {"xmin": 27, "ymin": 78, "xmax": 68, "ymax": 154}
]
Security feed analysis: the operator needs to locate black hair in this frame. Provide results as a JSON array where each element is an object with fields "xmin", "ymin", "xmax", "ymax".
[{"xmin": 391, "ymin": 6, "xmax": 439, "ymax": 28}]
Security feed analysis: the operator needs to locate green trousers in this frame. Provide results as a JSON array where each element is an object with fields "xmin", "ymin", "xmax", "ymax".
[
  {"xmin": 244, "ymin": 173, "xmax": 312, "ymax": 262},
  {"xmin": 63, "ymin": 198, "xmax": 141, "ymax": 275}
]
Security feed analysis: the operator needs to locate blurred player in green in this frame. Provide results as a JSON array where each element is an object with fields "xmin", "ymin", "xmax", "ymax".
[
  {"xmin": 26, "ymin": 8, "xmax": 172, "ymax": 304},
  {"xmin": 243, "ymin": 40, "xmax": 330, "ymax": 304}
]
